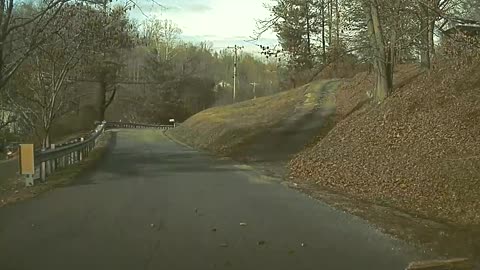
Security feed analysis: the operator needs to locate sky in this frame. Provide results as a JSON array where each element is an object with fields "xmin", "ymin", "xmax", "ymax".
[{"xmin": 129, "ymin": 0, "xmax": 278, "ymax": 53}]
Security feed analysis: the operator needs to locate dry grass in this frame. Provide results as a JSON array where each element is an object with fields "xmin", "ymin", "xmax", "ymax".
[{"xmin": 168, "ymin": 80, "xmax": 339, "ymax": 156}]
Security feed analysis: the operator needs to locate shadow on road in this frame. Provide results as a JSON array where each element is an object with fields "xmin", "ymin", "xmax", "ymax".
[{"xmin": 68, "ymin": 130, "xmax": 249, "ymax": 185}]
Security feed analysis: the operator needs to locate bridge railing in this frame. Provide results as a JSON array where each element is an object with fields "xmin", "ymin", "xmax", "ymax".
[{"xmin": 24, "ymin": 121, "xmax": 175, "ymax": 185}]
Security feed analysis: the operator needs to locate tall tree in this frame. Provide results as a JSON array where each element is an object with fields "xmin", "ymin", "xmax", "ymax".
[
  {"xmin": 0, "ymin": 0, "xmax": 70, "ymax": 131},
  {"xmin": 143, "ymin": 19, "xmax": 182, "ymax": 61},
  {"xmin": 271, "ymin": 0, "xmax": 319, "ymax": 72},
  {"xmin": 6, "ymin": 3, "xmax": 106, "ymax": 146},
  {"xmin": 81, "ymin": 1, "xmax": 137, "ymax": 121},
  {"xmin": 0, "ymin": 0, "xmax": 68, "ymax": 91}
]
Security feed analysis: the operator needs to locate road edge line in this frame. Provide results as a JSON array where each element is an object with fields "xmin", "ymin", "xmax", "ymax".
[{"xmin": 162, "ymin": 130, "xmax": 194, "ymax": 150}]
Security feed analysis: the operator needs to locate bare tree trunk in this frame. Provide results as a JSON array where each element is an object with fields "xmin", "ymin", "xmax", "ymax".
[
  {"xmin": 98, "ymin": 78, "xmax": 107, "ymax": 121},
  {"xmin": 334, "ymin": 0, "xmax": 340, "ymax": 77},
  {"xmin": 328, "ymin": 0, "xmax": 333, "ymax": 47},
  {"xmin": 321, "ymin": 0, "xmax": 327, "ymax": 64},
  {"xmin": 42, "ymin": 124, "xmax": 51, "ymax": 149},
  {"xmin": 420, "ymin": 0, "xmax": 439, "ymax": 69},
  {"xmin": 335, "ymin": 0, "xmax": 340, "ymax": 45},
  {"xmin": 429, "ymin": 0, "xmax": 441, "ymax": 58},
  {"xmin": 420, "ymin": 4, "xmax": 431, "ymax": 69},
  {"xmin": 387, "ymin": 0, "xmax": 400, "ymax": 90},
  {"xmin": 386, "ymin": 45, "xmax": 395, "ymax": 91},
  {"xmin": 365, "ymin": 0, "xmax": 390, "ymax": 102},
  {"xmin": 428, "ymin": 16, "xmax": 436, "ymax": 59},
  {"xmin": 306, "ymin": 0, "xmax": 311, "ymax": 57}
]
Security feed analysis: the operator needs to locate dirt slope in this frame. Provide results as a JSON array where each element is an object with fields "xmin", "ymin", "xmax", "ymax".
[{"xmin": 289, "ymin": 63, "xmax": 480, "ymax": 226}]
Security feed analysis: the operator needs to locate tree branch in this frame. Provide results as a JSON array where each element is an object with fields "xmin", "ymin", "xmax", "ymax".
[{"xmin": 6, "ymin": 0, "xmax": 66, "ymax": 36}]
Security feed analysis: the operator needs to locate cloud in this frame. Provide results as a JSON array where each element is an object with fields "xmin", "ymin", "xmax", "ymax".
[
  {"xmin": 186, "ymin": 4, "xmax": 212, "ymax": 13},
  {"xmin": 163, "ymin": 5, "xmax": 182, "ymax": 12},
  {"xmin": 129, "ymin": 0, "xmax": 278, "ymax": 51},
  {"xmin": 160, "ymin": 2, "xmax": 212, "ymax": 14}
]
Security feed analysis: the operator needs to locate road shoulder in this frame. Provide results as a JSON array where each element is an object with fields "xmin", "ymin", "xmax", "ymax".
[{"xmin": 0, "ymin": 131, "xmax": 113, "ymax": 208}]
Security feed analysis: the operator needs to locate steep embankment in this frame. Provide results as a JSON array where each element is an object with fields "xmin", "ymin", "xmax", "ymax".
[
  {"xmin": 169, "ymin": 61, "xmax": 479, "ymax": 226},
  {"xmin": 168, "ymin": 80, "xmax": 341, "ymax": 163},
  {"xmin": 289, "ymin": 63, "xmax": 480, "ymax": 226}
]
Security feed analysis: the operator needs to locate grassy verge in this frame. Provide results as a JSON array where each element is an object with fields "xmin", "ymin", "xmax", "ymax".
[
  {"xmin": 0, "ymin": 131, "xmax": 113, "ymax": 207},
  {"xmin": 167, "ymin": 80, "xmax": 341, "ymax": 158}
]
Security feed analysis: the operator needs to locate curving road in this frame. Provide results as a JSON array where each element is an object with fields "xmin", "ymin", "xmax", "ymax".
[{"xmin": 0, "ymin": 129, "xmax": 423, "ymax": 270}]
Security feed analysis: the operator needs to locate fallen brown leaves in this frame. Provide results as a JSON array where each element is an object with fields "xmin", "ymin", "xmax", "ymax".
[{"xmin": 289, "ymin": 61, "xmax": 480, "ymax": 226}]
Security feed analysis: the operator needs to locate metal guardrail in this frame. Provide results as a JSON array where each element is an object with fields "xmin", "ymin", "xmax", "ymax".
[
  {"xmin": 32, "ymin": 122, "xmax": 107, "ymax": 182},
  {"xmin": 33, "ymin": 134, "xmax": 89, "ymax": 154},
  {"xmin": 105, "ymin": 121, "xmax": 175, "ymax": 129},
  {"xmin": 23, "ymin": 121, "xmax": 176, "ymax": 185}
]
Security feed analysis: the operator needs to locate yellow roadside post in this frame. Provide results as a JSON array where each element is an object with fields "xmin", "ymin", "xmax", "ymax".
[{"xmin": 19, "ymin": 144, "xmax": 35, "ymax": 186}]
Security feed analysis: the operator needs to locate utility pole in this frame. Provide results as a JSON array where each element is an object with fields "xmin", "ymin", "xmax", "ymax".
[
  {"xmin": 250, "ymin": 82, "xmax": 260, "ymax": 99},
  {"xmin": 227, "ymin": 45, "xmax": 243, "ymax": 102}
]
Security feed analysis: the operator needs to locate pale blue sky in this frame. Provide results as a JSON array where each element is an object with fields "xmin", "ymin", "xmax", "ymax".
[{"xmin": 128, "ymin": 0, "xmax": 278, "ymax": 52}]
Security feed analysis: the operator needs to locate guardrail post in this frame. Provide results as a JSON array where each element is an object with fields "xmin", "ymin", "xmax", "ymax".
[
  {"xmin": 71, "ymin": 150, "xmax": 75, "ymax": 164},
  {"xmin": 40, "ymin": 148, "xmax": 46, "ymax": 182},
  {"xmin": 46, "ymin": 154, "xmax": 51, "ymax": 177},
  {"xmin": 79, "ymin": 138, "xmax": 84, "ymax": 161},
  {"xmin": 51, "ymin": 144, "xmax": 56, "ymax": 173}
]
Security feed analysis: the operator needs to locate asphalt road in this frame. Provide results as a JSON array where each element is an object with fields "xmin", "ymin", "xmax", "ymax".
[{"xmin": 0, "ymin": 129, "xmax": 423, "ymax": 270}]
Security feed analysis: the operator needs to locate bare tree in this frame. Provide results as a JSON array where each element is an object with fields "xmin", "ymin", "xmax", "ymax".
[
  {"xmin": 6, "ymin": 3, "xmax": 104, "ymax": 146},
  {"xmin": 0, "ymin": 0, "xmax": 69, "ymax": 90},
  {"xmin": 81, "ymin": 1, "xmax": 137, "ymax": 121},
  {"xmin": 143, "ymin": 19, "xmax": 182, "ymax": 61}
]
